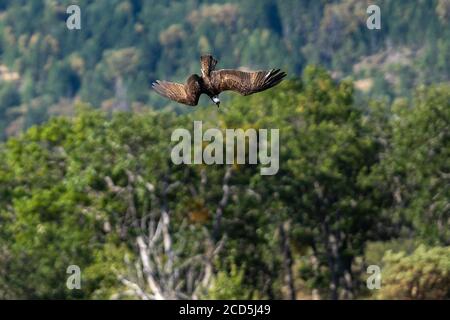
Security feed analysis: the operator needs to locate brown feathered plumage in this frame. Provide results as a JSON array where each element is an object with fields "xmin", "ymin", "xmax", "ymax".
[{"xmin": 152, "ymin": 55, "xmax": 287, "ymax": 107}]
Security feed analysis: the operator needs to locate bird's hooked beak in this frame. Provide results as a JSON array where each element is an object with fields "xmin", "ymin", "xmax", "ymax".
[{"xmin": 212, "ymin": 96, "xmax": 220, "ymax": 108}]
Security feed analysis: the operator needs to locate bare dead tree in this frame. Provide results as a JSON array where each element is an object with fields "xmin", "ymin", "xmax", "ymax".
[{"xmin": 105, "ymin": 170, "xmax": 225, "ymax": 300}]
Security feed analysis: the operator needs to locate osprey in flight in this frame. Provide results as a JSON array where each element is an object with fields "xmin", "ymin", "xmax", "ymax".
[{"xmin": 152, "ymin": 55, "xmax": 287, "ymax": 107}]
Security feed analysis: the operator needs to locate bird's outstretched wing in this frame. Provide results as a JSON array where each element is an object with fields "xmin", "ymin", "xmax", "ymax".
[
  {"xmin": 152, "ymin": 75, "xmax": 202, "ymax": 106},
  {"xmin": 212, "ymin": 69, "xmax": 286, "ymax": 96}
]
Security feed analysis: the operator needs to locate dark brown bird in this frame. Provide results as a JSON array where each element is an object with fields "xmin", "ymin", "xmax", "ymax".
[{"xmin": 152, "ymin": 55, "xmax": 287, "ymax": 108}]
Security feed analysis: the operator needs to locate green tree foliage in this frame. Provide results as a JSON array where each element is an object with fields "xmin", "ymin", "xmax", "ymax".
[
  {"xmin": 370, "ymin": 85, "xmax": 450, "ymax": 245},
  {"xmin": 205, "ymin": 263, "xmax": 259, "ymax": 300},
  {"xmin": 377, "ymin": 246, "xmax": 450, "ymax": 300},
  {"xmin": 1, "ymin": 68, "xmax": 448, "ymax": 299}
]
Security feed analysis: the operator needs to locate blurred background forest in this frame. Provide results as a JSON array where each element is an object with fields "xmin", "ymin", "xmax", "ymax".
[{"xmin": 0, "ymin": 0, "xmax": 449, "ymax": 299}]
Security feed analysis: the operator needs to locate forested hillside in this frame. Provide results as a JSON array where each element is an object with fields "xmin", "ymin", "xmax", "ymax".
[{"xmin": 0, "ymin": 0, "xmax": 449, "ymax": 138}]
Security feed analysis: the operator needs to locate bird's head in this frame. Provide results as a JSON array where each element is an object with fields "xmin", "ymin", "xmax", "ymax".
[{"xmin": 211, "ymin": 95, "xmax": 220, "ymax": 108}]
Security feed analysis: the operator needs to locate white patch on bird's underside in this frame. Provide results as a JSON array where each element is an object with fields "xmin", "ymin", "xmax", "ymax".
[{"xmin": 212, "ymin": 96, "xmax": 220, "ymax": 103}]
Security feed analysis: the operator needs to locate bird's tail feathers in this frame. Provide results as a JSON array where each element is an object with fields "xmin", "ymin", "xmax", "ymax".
[{"xmin": 201, "ymin": 55, "xmax": 218, "ymax": 76}]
